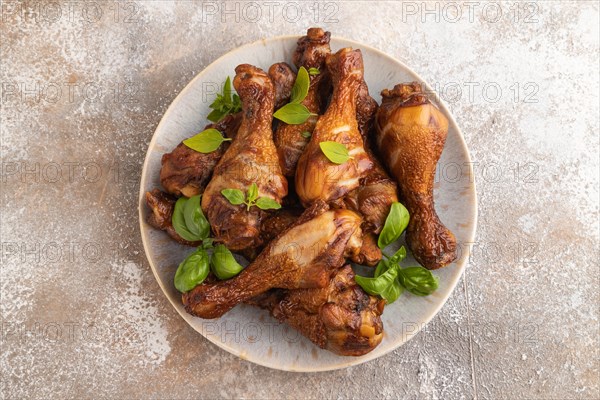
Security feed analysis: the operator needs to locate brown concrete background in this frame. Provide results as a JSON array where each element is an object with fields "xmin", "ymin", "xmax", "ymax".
[{"xmin": 1, "ymin": 1, "xmax": 598, "ymax": 398}]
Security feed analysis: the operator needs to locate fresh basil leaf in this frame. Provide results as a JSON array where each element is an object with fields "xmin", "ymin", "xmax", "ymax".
[
  {"xmin": 374, "ymin": 259, "xmax": 390, "ymax": 278},
  {"xmin": 223, "ymin": 76, "xmax": 233, "ymax": 105},
  {"xmin": 206, "ymin": 108, "xmax": 225, "ymax": 123},
  {"xmin": 221, "ymin": 189, "xmax": 245, "ymax": 205},
  {"xmin": 355, "ymin": 266, "xmax": 399, "ymax": 297},
  {"xmin": 211, "ymin": 244, "xmax": 244, "ymax": 280},
  {"xmin": 202, "ymin": 238, "xmax": 214, "ymax": 250},
  {"xmin": 389, "ymin": 246, "xmax": 407, "ymax": 264},
  {"xmin": 207, "ymin": 77, "xmax": 242, "ymax": 122},
  {"xmin": 255, "ymin": 197, "xmax": 282, "ymax": 210},
  {"xmin": 232, "ymin": 93, "xmax": 241, "ymax": 110},
  {"xmin": 273, "ymin": 103, "xmax": 315, "ymax": 125},
  {"xmin": 183, "ymin": 128, "xmax": 231, "ymax": 153},
  {"xmin": 380, "ymin": 279, "xmax": 403, "ymax": 304},
  {"xmin": 183, "ymin": 195, "xmax": 210, "ymax": 240},
  {"xmin": 174, "ymin": 248, "xmax": 210, "ymax": 292},
  {"xmin": 377, "ymin": 202, "xmax": 410, "ymax": 249},
  {"xmin": 308, "ymin": 67, "xmax": 320, "ymax": 76},
  {"xmin": 172, "ymin": 197, "xmax": 201, "ymax": 242},
  {"xmin": 247, "ymin": 183, "xmax": 258, "ymax": 203},
  {"xmin": 290, "ymin": 66, "xmax": 310, "ymax": 104},
  {"xmin": 301, "ymin": 131, "xmax": 312, "ymax": 139},
  {"xmin": 398, "ymin": 267, "xmax": 439, "ymax": 296},
  {"xmin": 319, "ymin": 141, "xmax": 351, "ymax": 164}
]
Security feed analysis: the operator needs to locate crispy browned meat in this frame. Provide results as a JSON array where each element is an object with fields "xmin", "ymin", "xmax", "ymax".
[
  {"xmin": 159, "ymin": 61, "xmax": 295, "ymax": 199},
  {"xmin": 249, "ymin": 265, "xmax": 384, "ymax": 356},
  {"xmin": 159, "ymin": 114, "xmax": 242, "ymax": 197},
  {"xmin": 182, "ymin": 203, "xmax": 363, "ymax": 319},
  {"xmin": 269, "ymin": 62, "xmax": 296, "ymax": 110},
  {"xmin": 145, "ymin": 189, "xmax": 201, "ymax": 246},
  {"xmin": 201, "ymin": 64, "xmax": 288, "ymax": 252},
  {"xmin": 356, "ymin": 80, "xmax": 378, "ymax": 138},
  {"xmin": 375, "ymin": 82, "xmax": 457, "ymax": 269},
  {"xmin": 353, "ymin": 232, "xmax": 382, "ymax": 266},
  {"xmin": 274, "ymin": 28, "xmax": 332, "ymax": 177},
  {"xmin": 295, "ymin": 48, "xmax": 374, "ymax": 205}
]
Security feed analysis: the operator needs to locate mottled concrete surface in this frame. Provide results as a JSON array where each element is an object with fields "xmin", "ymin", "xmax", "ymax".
[{"xmin": 1, "ymin": 1, "xmax": 598, "ymax": 399}]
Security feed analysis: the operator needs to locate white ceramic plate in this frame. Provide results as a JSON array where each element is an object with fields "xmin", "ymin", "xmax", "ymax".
[{"xmin": 138, "ymin": 35, "xmax": 477, "ymax": 372}]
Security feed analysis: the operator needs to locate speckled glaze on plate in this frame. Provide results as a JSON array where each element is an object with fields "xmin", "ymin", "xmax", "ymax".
[{"xmin": 138, "ymin": 35, "xmax": 477, "ymax": 372}]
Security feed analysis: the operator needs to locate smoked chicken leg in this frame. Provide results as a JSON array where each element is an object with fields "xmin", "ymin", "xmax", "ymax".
[
  {"xmin": 249, "ymin": 265, "xmax": 384, "ymax": 356},
  {"xmin": 375, "ymin": 82, "xmax": 457, "ymax": 269},
  {"xmin": 295, "ymin": 48, "xmax": 373, "ymax": 205},
  {"xmin": 159, "ymin": 62, "xmax": 294, "ymax": 198},
  {"xmin": 275, "ymin": 27, "xmax": 331, "ymax": 177},
  {"xmin": 182, "ymin": 203, "xmax": 363, "ymax": 319},
  {"xmin": 201, "ymin": 64, "xmax": 288, "ymax": 251}
]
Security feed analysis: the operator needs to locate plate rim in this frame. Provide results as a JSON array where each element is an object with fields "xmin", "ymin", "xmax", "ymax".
[{"xmin": 138, "ymin": 33, "xmax": 478, "ymax": 372}]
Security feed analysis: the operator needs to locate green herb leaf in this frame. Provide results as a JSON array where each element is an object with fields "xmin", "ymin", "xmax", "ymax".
[
  {"xmin": 172, "ymin": 198, "xmax": 200, "ymax": 242},
  {"xmin": 174, "ymin": 248, "xmax": 210, "ymax": 292},
  {"xmin": 255, "ymin": 197, "xmax": 282, "ymax": 210},
  {"xmin": 273, "ymin": 103, "xmax": 315, "ymax": 125},
  {"xmin": 221, "ymin": 189, "xmax": 245, "ymax": 205},
  {"xmin": 374, "ymin": 259, "xmax": 391, "ymax": 278},
  {"xmin": 398, "ymin": 267, "xmax": 439, "ymax": 296},
  {"xmin": 308, "ymin": 67, "xmax": 320, "ymax": 76},
  {"xmin": 202, "ymin": 238, "xmax": 214, "ymax": 250},
  {"xmin": 183, "ymin": 195, "xmax": 210, "ymax": 239},
  {"xmin": 290, "ymin": 66, "xmax": 310, "ymax": 104},
  {"xmin": 389, "ymin": 246, "xmax": 407, "ymax": 264},
  {"xmin": 377, "ymin": 202, "xmax": 410, "ymax": 249},
  {"xmin": 183, "ymin": 128, "xmax": 231, "ymax": 153},
  {"xmin": 319, "ymin": 141, "xmax": 351, "ymax": 164},
  {"xmin": 211, "ymin": 244, "xmax": 244, "ymax": 280},
  {"xmin": 247, "ymin": 183, "xmax": 258, "ymax": 203},
  {"xmin": 380, "ymin": 278, "xmax": 404, "ymax": 304},
  {"xmin": 206, "ymin": 108, "xmax": 226, "ymax": 123},
  {"xmin": 300, "ymin": 131, "xmax": 312, "ymax": 139},
  {"xmin": 355, "ymin": 266, "xmax": 401, "ymax": 303},
  {"xmin": 207, "ymin": 77, "xmax": 242, "ymax": 122},
  {"xmin": 223, "ymin": 76, "xmax": 233, "ymax": 105}
]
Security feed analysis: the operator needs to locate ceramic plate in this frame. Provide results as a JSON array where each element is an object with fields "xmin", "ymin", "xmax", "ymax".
[{"xmin": 138, "ymin": 35, "xmax": 477, "ymax": 372}]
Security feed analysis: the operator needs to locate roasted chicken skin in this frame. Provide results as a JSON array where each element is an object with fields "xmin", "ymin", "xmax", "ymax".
[
  {"xmin": 159, "ymin": 62, "xmax": 294, "ymax": 199},
  {"xmin": 182, "ymin": 203, "xmax": 363, "ymax": 319},
  {"xmin": 269, "ymin": 62, "xmax": 296, "ymax": 110},
  {"xmin": 159, "ymin": 114, "xmax": 242, "ymax": 198},
  {"xmin": 375, "ymin": 82, "xmax": 457, "ymax": 269},
  {"xmin": 274, "ymin": 28, "xmax": 331, "ymax": 177},
  {"xmin": 295, "ymin": 48, "xmax": 373, "ymax": 206},
  {"xmin": 249, "ymin": 265, "xmax": 385, "ymax": 356},
  {"xmin": 201, "ymin": 64, "xmax": 288, "ymax": 252}
]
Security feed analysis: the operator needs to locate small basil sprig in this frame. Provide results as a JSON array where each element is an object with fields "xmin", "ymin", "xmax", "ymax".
[
  {"xmin": 221, "ymin": 183, "xmax": 281, "ymax": 211},
  {"xmin": 354, "ymin": 203, "xmax": 438, "ymax": 303},
  {"xmin": 301, "ymin": 131, "xmax": 312, "ymax": 139},
  {"xmin": 174, "ymin": 240, "xmax": 246, "ymax": 292},
  {"xmin": 211, "ymin": 244, "xmax": 244, "ymax": 280},
  {"xmin": 308, "ymin": 67, "xmax": 320, "ymax": 76},
  {"xmin": 174, "ymin": 245, "xmax": 210, "ymax": 292},
  {"xmin": 319, "ymin": 141, "xmax": 351, "ymax": 164},
  {"xmin": 207, "ymin": 77, "xmax": 241, "ymax": 122},
  {"xmin": 355, "ymin": 246, "xmax": 439, "ymax": 303},
  {"xmin": 172, "ymin": 195, "xmax": 210, "ymax": 242},
  {"xmin": 273, "ymin": 67, "xmax": 317, "ymax": 125},
  {"xmin": 183, "ymin": 128, "xmax": 231, "ymax": 153},
  {"xmin": 377, "ymin": 202, "xmax": 410, "ymax": 249},
  {"xmin": 356, "ymin": 263, "xmax": 403, "ymax": 303}
]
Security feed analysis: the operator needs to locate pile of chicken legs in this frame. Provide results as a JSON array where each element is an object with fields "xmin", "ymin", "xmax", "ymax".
[{"xmin": 146, "ymin": 28, "xmax": 456, "ymax": 356}]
